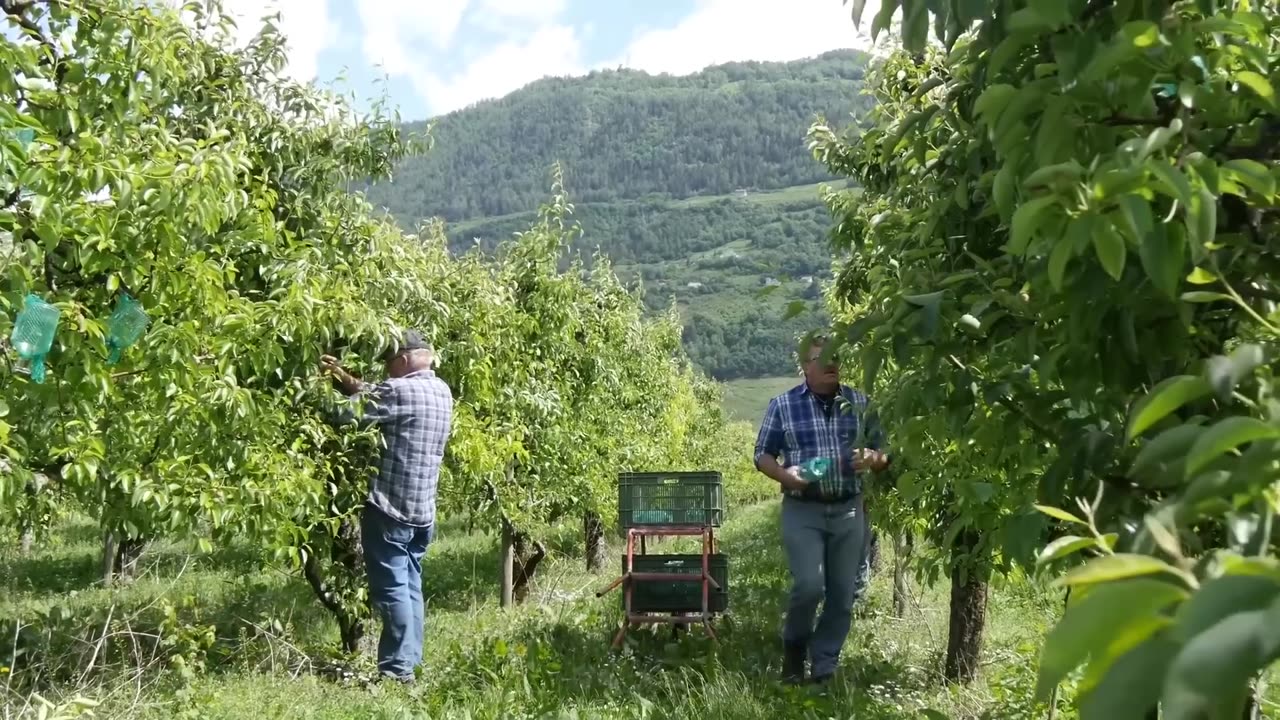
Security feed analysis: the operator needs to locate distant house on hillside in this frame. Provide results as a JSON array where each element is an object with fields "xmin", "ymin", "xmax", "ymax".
[
  {"xmin": 686, "ymin": 282, "xmax": 704, "ymax": 289},
  {"xmin": 800, "ymin": 275, "xmax": 814, "ymax": 285},
  {"xmin": 763, "ymin": 277, "xmax": 782, "ymax": 288}
]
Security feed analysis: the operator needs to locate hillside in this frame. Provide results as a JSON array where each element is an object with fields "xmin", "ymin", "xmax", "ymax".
[{"xmin": 364, "ymin": 50, "xmax": 872, "ymax": 379}]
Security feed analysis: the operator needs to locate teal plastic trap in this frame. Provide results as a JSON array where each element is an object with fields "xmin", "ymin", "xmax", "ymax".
[
  {"xmin": 105, "ymin": 294, "xmax": 149, "ymax": 364},
  {"xmin": 10, "ymin": 294, "xmax": 60, "ymax": 383},
  {"xmin": 798, "ymin": 457, "xmax": 833, "ymax": 484},
  {"xmin": 5, "ymin": 127, "xmax": 34, "ymax": 151}
]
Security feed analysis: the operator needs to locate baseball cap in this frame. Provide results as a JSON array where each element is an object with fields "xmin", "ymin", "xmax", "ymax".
[{"xmin": 382, "ymin": 329, "xmax": 433, "ymax": 362}]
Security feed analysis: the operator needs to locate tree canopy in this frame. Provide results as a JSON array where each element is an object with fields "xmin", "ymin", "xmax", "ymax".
[
  {"xmin": 812, "ymin": 0, "xmax": 1279, "ymax": 714},
  {"xmin": 1, "ymin": 0, "xmax": 745, "ymax": 652}
]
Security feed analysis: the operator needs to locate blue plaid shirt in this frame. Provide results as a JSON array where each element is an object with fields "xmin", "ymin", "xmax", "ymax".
[
  {"xmin": 754, "ymin": 382, "xmax": 885, "ymax": 500},
  {"xmin": 334, "ymin": 369, "xmax": 454, "ymax": 527}
]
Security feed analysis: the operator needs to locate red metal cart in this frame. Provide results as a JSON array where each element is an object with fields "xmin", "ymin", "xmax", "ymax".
[{"xmin": 596, "ymin": 471, "xmax": 729, "ymax": 648}]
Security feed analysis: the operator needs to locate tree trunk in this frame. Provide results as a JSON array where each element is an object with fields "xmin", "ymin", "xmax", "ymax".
[
  {"xmin": 584, "ymin": 511, "xmax": 608, "ymax": 573},
  {"xmin": 892, "ymin": 532, "xmax": 912, "ymax": 619},
  {"xmin": 302, "ymin": 544, "xmax": 365, "ymax": 655},
  {"xmin": 337, "ymin": 616, "xmax": 364, "ymax": 655},
  {"xmin": 19, "ymin": 527, "xmax": 33, "ymax": 556},
  {"xmin": 944, "ymin": 531, "xmax": 989, "ymax": 684},
  {"xmin": 500, "ymin": 518, "xmax": 515, "ymax": 609},
  {"xmin": 512, "ymin": 531, "xmax": 547, "ymax": 604},
  {"xmin": 115, "ymin": 537, "xmax": 146, "ymax": 580},
  {"xmin": 101, "ymin": 532, "xmax": 118, "ymax": 583},
  {"xmin": 868, "ymin": 529, "xmax": 881, "ymax": 574}
]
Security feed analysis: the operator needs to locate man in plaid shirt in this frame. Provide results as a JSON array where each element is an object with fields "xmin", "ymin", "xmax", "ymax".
[
  {"xmin": 321, "ymin": 329, "xmax": 453, "ymax": 683},
  {"xmin": 754, "ymin": 334, "xmax": 889, "ymax": 685}
]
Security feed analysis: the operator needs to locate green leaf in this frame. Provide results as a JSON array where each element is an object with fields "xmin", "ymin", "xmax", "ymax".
[
  {"xmin": 1008, "ymin": 6, "xmax": 1054, "ymax": 33},
  {"xmin": 1078, "ymin": 630, "xmax": 1181, "ymax": 720},
  {"xmin": 1235, "ymin": 71, "xmax": 1276, "ymax": 107},
  {"xmin": 1148, "ymin": 160, "xmax": 1193, "ymax": 204},
  {"xmin": 1138, "ymin": 223, "xmax": 1186, "ymax": 299},
  {"xmin": 974, "ymin": 84, "xmax": 1017, "ymax": 126},
  {"xmin": 1144, "ymin": 514, "xmax": 1182, "ymax": 559},
  {"xmin": 783, "ymin": 300, "xmax": 808, "ymax": 321},
  {"xmin": 1035, "ymin": 578, "xmax": 1188, "ymax": 700},
  {"xmin": 1222, "ymin": 158, "xmax": 1276, "ymax": 197},
  {"xmin": 1010, "ymin": 196, "xmax": 1056, "ymax": 254},
  {"xmin": 1183, "ymin": 417, "xmax": 1280, "ymax": 479},
  {"xmin": 993, "ymin": 163, "xmax": 1016, "ymax": 221},
  {"xmin": 1138, "ymin": 119, "xmax": 1182, "ymax": 160},
  {"xmin": 1057, "ymin": 553, "xmax": 1191, "ymax": 588},
  {"xmin": 902, "ymin": 0, "xmax": 930, "ymax": 53},
  {"xmin": 1173, "ymin": 574, "xmax": 1280, "ymax": 643},
  {"xmin": 1205, "ymin": 344, "xmax": 1265, "ymax": 400},
  {"xmin": 1093, "ymin": 221, "xmax": 1126, "ymax": 280},
  {"xmin": 847, "ymin": 0, "xmax": 869, "ymax": 27},
  {"xmin": 903, "ymin": 292, "xmax": 943, "ymax": 308},
  {"xmin": 1048, "ymin": 233, "xmax": 1073, "ymax": 291},
  {"xmin": 1185, "ymin": 267, "xmax": 1217, "ymax": 284},
  {"xmin": 1037, "ymin": 535, "xmax": 1096, "ymax": 564},
  {"xmin": 1186, "ymin": 185, "xmax": 1217, "ymax": 250},
  {"xmin": 1181, "ymin": 291, "xmax": 1232, "ymax": 304},
  {"xmin": 1130, "ymin": 423, "xmax": 1205, "ymax": 485},
  {"xmin": 1024, "ymin": 161, "xmax": 1084, "ymax": 189},
  {"xmin": 1127, "ymin": 375, "xmax": 1212, "ymax": 440},
  {"xmin": 1034, "ymin": 504, "xmax": 1085, "ymax": 525},
  {"xmin": 870, "ymin": 0, "xmax": 899, "ymax": 38},
  {"xmin": 1124, "ymin": 20, "xmax": 1160, "ymax": 48},
  {"xmin": 1161, "ymin": 601, "xmax": 1280, "ymax": 720}
]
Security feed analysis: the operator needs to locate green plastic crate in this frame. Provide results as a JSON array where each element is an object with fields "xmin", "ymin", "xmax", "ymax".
[
  {"xmin": 623, "ymin": 553, "xmax": 729, "ymax": 613},
  {"xmin": 618, "ymin": 471, "xmax": 723, "ymax": 528}
]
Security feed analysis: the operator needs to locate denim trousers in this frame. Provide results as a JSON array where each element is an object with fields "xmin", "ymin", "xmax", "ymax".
[
  {"xmin": 780, "ymin": 494, "xmax": 872, "ymax": 677},
  {"xmin": 362, "ymin": 503, "xmax": 434, "ymax": 679}
]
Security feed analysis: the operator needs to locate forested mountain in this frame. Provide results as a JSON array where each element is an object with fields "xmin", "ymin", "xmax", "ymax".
[{"xmin": 364, "ymin": 50, "xmax": 871, "ymax": 380}]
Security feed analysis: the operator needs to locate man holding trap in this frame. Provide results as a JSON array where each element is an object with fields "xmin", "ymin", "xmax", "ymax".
[{"xmin": 753, "ymin": 333, "xmax": 891, "ymax": 685}]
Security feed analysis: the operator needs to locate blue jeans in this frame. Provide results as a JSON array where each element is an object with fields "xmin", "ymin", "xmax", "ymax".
[
  {"xmin": 781, "ymin": 495, "xmax": 872, "ymax": 678},
  {"xmin": 362, "ymin": 503, "xmax": 433, "ymax": 678}
]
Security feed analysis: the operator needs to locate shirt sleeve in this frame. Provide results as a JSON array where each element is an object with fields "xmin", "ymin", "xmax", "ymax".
[
  {"xmin": 332, "ymin": 381, "xmax": 400, "ymax": 429},
  {"xmin": 754, "ymin": 397, "xmax": 785, "ymax": 469}
]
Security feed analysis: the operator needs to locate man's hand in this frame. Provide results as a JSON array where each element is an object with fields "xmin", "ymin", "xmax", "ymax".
[
  {"xmin": 851, "ymin": 449, "xmax": 890, "ymax": 473},
  {"xmin": 778, "ymin": 465, "xmax": 809, "ymax": 494},
  {"xmin": 320, "ymin": 355, "xmax": 362, "ymax": 396}
]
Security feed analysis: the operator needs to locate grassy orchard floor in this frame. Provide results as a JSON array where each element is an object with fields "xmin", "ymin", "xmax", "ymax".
[
  {"xmin": 720, "ymin": 376, "xmax": 799, "ymax": 428},
  {"xmin": 1, "ymin": 500, "xmax": 1091, "ymax": 720}
]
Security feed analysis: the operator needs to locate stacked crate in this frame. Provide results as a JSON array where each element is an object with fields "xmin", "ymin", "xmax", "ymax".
[{"xmin": 598, "ymin": 471, "xmax": 730, "ymax": 647}]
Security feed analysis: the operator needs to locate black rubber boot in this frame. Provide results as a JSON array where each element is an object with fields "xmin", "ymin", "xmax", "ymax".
[{"xmin": 782, "ymin": 643, "xmax": 806, "ymax": 685}]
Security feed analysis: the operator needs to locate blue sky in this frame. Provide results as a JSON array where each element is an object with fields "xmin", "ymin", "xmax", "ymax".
[{"xmin": 217, "ymin": 0, "xmax": 890, "ymax": 121}]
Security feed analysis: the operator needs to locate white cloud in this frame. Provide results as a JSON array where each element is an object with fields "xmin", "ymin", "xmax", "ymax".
[
  {"xmin": 477, "ymin": 0, "xmax": 567, "ymax": 22},
  {"xmin": 412, "ymin": 24, "xmax": 584, "ymax": 114},
  {"xmin": 616, "ymin": 0, "xmax": 896, "ymax": 75},
  {"xmin": 355, "ymin": 0, "xmax": 472, "ymax": 74},
  {"xmin": 353, "ymin": 0, "xmax": 901, "ymax": 117},
  {"xmin": 183, "ymin": 0, "xmax": 337, "ymax": 82}
]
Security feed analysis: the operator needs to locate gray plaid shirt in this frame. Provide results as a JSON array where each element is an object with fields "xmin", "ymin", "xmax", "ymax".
[{"xmin": 335, "ymin": 369, "xmax": 453, "ymax": 527}]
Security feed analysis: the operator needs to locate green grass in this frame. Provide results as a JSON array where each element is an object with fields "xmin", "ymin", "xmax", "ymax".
[
  {"xmin": 0, "ymin": 501, "xmax": 1088, "ymax": 720},
  {"xmin": 669, "ymin": 182, "xmax": 829, "ymax": 209},
  {"xmin": 721, "ymin": 376, "xmax": 800, "ymax": 426}
]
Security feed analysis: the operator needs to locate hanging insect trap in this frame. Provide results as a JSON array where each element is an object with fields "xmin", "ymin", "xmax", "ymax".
[
  {"xmin": 10, "ymin": 294, "xmax": 61, "ymax": 383},
  {"xmin": 105, "ymin": 294, "xmax": 149, "ymax": 365}
]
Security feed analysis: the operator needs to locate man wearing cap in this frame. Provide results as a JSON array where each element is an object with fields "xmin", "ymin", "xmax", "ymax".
[{"xmin": 320, "ymin": 330, "xmax": 453, "ymax": 683}]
